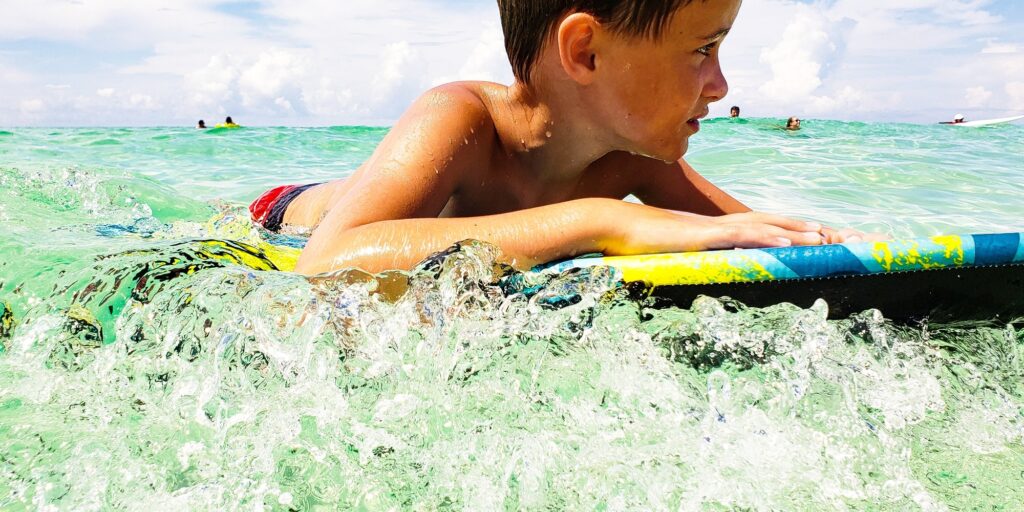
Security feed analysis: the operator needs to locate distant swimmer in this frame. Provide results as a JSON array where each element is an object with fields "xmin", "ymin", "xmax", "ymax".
[
  {"xmin": 937, "ymin": 114, "xmax": 962, "ymax": 124},
  {"xmin": 196, "ymin": 120, "xmax": 207, "ymax": 129},
  {"xmin": 786, "ymin": 116, "xmax": 801, "ymax": 131},
  {"xmin": 730, "ymin": 106, "xmax": 740, "ymax": 118},
  {"xmin": 215, "ymin": 116, "xmax": 241, "ymax": 129}
]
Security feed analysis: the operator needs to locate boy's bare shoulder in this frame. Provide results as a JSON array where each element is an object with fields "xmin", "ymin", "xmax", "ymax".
[
  {"xmin": 413, "ymin": 82, "xmax": 501, "ymax": 129},
  {"xmin": 426, "ymin": 81, "xmax": 493, "ymax": 101}
]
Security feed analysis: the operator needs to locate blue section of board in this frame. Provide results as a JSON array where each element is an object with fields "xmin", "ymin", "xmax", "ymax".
[
  {"xmin": 750, "ymin": 252, "xmax": 801, "ymax": 280},
  {"xmin": 974, "ymin": 233, "xmax": 1021, "ymax": 266},
  {"xmin": 763, "ymin": 244, "xmax": 871, "ymax": 278}
]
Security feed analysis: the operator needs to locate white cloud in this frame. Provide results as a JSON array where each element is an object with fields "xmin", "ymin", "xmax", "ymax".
[
  {"xmin": 0, "ymin": 0, "xmax": 243, "ymax": 49},
  {"xmin": 0, "ymin": 62, "xmax": 33, "ymax": 83},
  {"xmin": 184, "ymin": 54, "xmax": 242, "ymax": 112},
  {"xmin": 715, "ymin": 0, "xmax": 1019, "ymax": 121},
  {"xmin": 19, "ymin": 99, "xmax": 45, "ymax": 114},
  {"xmin": 371, "ymin": 43, "xmax": 415, "ymax": 102},
  {"xmin": 759, "ymin": 9, "xmax": 845, "ymax": 103},
  {"xmin": 273, "ymin": 97, "xmax": 293, "ymax": 112},
  {"xmin": 965, "ymin": 86, "xmax": 993, "ymax": 107},
  {"xmin": 1008, "ymin": 82, "xmax": 1024, "ymax": 111},
  {"xmin": 933, "ymin": 0, "xmax": 1002, "ymax": 26},
  {"xmin": 301, "ymin": 79, "xmax": 360, "ymax": 118},
  {"xmin": 982, "ymin": 42, "xmax": 1019, "ymax": 54},
  {"xmin": 129, "ymin": 94, "xmax": 158, "ymax": 110},
  {"xmin": 109, "ymin": 0, "xmax": 507, "ymax": 124},
  {"xmin": 453, "ymin": 23, "xmax": 512, "ymax": 84},
  {"xmin": 237, "ymin": 50, "xmax": 309, "ymax": 110},
  {"xmin": 1, "ymin": 0, "xmax": 1020, "ymax": 125},
  {"xmin": 179, "ymin": 45, "xmax": 423, "ymax": 121}
]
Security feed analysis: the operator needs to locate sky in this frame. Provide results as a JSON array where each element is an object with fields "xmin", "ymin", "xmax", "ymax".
[{"xmin": 1, "ymin": 0, "xmax": 1022, "ymax": 126}]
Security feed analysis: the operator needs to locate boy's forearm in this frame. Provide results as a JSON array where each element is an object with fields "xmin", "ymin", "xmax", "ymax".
[
  {"xmin": 678, "ymin": 160, "xmax": 751, "ymax": 215},
  {"xmin": 294, "ymin": 199, "xmax": 614, "ymax": 275}
]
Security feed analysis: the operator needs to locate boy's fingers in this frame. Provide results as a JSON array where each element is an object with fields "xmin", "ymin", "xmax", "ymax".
[
  {"xmin": 779, "ymin": 228, "xmax": 826, "ymax": 246},
  {"xmin": 728, "ymin": 212, "xmax": 822, "ymax": 233},
  {"xmin": 727, "ymin": 225, "xmax": 823, "ymax": 249}
]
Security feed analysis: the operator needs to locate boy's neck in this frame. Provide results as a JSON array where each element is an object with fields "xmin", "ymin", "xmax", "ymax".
[{"xmin": 499, "ymin": 80, "xmax": 614, "ymax": 185}]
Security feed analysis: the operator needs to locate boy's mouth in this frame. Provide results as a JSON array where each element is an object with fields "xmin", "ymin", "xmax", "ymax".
[{"xmin": 686, "ymin": 111, "xmax": 708, "ymax": 133}]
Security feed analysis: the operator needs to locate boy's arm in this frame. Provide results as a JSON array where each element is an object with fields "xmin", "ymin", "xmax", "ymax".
[
  {"xmin": 627, "ymin": 155, "xmax": 886, "ymax": 243},
  {"xmin": 296, "ymin": 200, "xmax": 605, "ymax": 274},
  {"xmin": 627, "ymin": 155, "xmax": 751, "ymax": 215},
  {"xmin": 299, "ymin": 198, "xmax": 824, "ymax": 275}
]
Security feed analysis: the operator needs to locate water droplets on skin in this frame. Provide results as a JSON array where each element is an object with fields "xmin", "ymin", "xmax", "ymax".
[{"xmin": 2, "ymin": 126, "xmax": 1024, "ymax": 509}]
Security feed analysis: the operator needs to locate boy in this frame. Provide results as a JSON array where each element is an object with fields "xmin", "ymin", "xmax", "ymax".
[{"xmin": 254, "ymin": 0, "xmax": 871, "ymax": 275}]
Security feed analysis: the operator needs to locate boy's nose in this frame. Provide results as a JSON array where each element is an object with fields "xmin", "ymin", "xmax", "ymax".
[{"xmin": 703, "ymin": 61, "xmax": 728, "ymax": 102}]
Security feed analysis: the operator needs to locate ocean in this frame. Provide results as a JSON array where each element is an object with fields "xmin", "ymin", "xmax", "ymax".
[{"xmin": 1, "ymin": 119, "xmax": 1023, "ymax": 510}]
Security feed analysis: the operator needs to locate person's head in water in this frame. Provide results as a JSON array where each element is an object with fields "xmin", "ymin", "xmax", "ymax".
[
  {"xmin": 730, "ymin": 106, "xmax": 740, "ymax": 118},
  {"xmin": 786, "ymin": 116, "xmax": 801, "ymax": 130},
  {"xmin": 196, "ymin": 120, "xmax": 206, "ymax": 129},
  {"xmin": 225, "ymin": 116, "xmax": 234, "ymax": 125},
  {"xmin": 953, "ymin": 113, "xmax": 965, "ymax": 124}
]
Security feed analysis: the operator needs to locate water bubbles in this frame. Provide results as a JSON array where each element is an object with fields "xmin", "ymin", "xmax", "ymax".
[
  {"xmin": 278, "ymin": 492, "xmax": 294, "ymax": 506},
  {"xmin": 2, "ymin": 208, "xmax": 1023, "ymax": 509}
]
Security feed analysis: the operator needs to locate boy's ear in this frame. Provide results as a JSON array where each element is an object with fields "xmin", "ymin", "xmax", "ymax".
[{"xmin": 557, "ymin": 13, "xmax": 599, "ymax": 85}]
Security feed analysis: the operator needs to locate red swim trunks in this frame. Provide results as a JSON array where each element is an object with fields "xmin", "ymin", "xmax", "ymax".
[{"xmin": 249, "ymin": 183, "xmax": 321, "ymax": 232}]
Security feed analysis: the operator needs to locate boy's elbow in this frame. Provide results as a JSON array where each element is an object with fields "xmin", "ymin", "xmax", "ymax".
[
  {"xmin": 293, "ymin": 223, "xmax": 393, "ymax": 275},
  {"xmin": 293, "ymin": 251, "xmax": 332, "ymax": 276},
  {"xmin": 294, "ymin": 230, "xmax": 351, "ymax": 275}
]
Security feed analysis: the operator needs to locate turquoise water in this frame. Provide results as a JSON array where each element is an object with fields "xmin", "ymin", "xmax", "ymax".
[{"xmin": 1, "ymin": 120, "xmax": 1023, "ymax": 510}]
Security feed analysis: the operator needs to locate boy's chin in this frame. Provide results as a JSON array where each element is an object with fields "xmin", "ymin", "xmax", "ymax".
[
  {"xmin": 633, "ymin": 139, "xmax": 688, "ymax": 163},
  {"xmin": 658, "ymin": 141, "xmax": 688, "ymax": 163},
  {"xmin": 676, "ymin": 139, "xmax": 690, "ymax": 159}
]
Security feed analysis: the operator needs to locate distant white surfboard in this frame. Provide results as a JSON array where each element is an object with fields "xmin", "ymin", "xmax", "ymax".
[{"xmin": 946, "ymin": 115, "xmax": 1024, "ymax": 127}]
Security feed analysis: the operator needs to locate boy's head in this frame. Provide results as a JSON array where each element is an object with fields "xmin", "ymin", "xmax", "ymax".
[
  {"xmin": 498, "ymin": 0, "xmax": 739, "ymax": 163},
  {"xmin": 730, "ymin": 106, "xmax": 740, "ymax": 117},
  {"xmin": 498, "ymin": 1, "xmax": 697, "ymax": 83}
]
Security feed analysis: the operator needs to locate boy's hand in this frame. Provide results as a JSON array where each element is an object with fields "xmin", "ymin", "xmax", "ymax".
[{"xmin": 596, "ymin": 202, "xmax": 826, "ymax": 256}]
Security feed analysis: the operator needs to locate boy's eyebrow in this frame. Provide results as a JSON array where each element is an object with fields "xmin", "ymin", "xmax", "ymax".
[{"xmin": 698, "ymin": 28, "xmax": 731, "ymax": 41}]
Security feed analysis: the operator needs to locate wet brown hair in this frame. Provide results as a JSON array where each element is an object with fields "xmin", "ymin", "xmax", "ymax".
[{"xmin": 498, "ymin": 0, "xmax": 697, "ymax": 83}]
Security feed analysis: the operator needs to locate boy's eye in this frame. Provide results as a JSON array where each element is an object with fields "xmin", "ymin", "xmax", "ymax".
[{"xmin": 697, "ymin": 42, "xmax": 718, "ymax": 56}]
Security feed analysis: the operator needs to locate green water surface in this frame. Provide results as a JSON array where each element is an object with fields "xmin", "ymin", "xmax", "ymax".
[{"xmin": 1, "ymin": 120, "xmax": 1023, "ymax": 510}]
